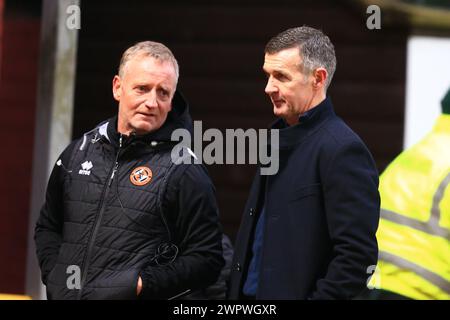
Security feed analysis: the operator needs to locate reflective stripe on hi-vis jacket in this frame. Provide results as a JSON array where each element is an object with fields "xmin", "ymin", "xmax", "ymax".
[{"xmin": 370, "ymin": 114, "xmax": 450, "ymax": 300}]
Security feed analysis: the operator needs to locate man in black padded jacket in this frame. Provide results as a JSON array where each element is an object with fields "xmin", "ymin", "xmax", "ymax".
[{"xmin": 35, "ymin": 41, "xmax": 224, "ymax": 300}]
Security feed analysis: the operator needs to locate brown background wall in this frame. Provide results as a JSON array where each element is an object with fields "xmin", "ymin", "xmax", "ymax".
[
  {"xmin": 0, "ymin": 0, "xmax": 3, "ymax": 67},
  {"xmin": 0, "ymin": 0, "xmax": 41, "ymax": 294}
]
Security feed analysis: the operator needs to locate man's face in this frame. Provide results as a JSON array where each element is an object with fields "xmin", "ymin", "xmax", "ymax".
[
  {"xmin": 263, "ymin": 47, "xmax": 317, "ymax": 125},
  {"xmin": 113, "ymin": 55, "xmax": 177, "ymax": 135}
]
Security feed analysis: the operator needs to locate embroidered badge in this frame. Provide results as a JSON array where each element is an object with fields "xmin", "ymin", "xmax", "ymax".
[
  {"xmin": 79, "ymin": 161, "xmax": 93, "ymax": 176},
  {"xmin": 130, "ymin": 166, "xmax": 153, "ymax": 186}
]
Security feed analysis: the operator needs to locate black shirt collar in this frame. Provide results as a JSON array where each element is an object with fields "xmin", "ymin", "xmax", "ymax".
[{"xmin": 271, "ymin": 96, "xmax": 336, "ymax": 149}]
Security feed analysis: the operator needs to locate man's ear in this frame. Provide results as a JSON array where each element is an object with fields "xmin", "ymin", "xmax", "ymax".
[
  {"xmin": 313, "ymin": 68, "xmax": 328, "ymax": 89},
  {"xmin": 112, "ymin": 75, "xmax": 121, "ymax": 101}
]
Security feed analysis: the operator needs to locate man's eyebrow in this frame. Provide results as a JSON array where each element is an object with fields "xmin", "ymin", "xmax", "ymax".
[
  {"xmin": 133, "ymin": 81, "xmax": 149, "ymax": 87},
  {"xmin": 159, "ymin": 84, "xmax": 171, "ymax": 92},
  {"xmin": 262, "ymin": 67, "xmax": 287, "ymax": 75},
  {"xmin": 262, "ymin": 67, "xmax": 275, "ymax": 76},
  {"xmin": 271, "ymin": 69, "xmax": 289, "ymax": 78}
]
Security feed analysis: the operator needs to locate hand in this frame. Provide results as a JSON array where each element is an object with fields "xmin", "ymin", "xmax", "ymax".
[{"xmin": 137, "ymin": 276, "xmax": 143, "ymax": 296}]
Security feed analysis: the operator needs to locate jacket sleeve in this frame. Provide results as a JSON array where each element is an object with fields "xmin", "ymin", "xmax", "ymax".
[
  {"xmin": 139, "ymin": 164, "xmax": 225, "ymax": 299},
  {"xmin": 34, "ymin": 142, "xmax": 76, "ymax": 285},
  {"xmin": 310, "ymin": 140, "xmax": 380, "ymax": 300}
]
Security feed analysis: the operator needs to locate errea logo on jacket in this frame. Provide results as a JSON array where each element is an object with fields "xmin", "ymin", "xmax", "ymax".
[{"xmin": 79, "ymin": 161, "xmax": 93, "ymax": 176}]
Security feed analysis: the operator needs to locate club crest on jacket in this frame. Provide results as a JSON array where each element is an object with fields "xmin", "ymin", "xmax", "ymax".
[{"xmin": 130, "ymin": 166, "xmax": 153, "ymax": 186}]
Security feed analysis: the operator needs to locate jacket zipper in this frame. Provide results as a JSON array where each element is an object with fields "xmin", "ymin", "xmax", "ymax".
[{"xmin": 77, "ymin": 135, "xmax": 122, "ymax": 299}]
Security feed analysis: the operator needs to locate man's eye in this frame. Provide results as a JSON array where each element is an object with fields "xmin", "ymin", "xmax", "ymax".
[
  {"xmin": 275, "ymin": 74, "xmax": 288, "ymax": 81},
  {"xmin": 158, "ymin": 89, "xmax": 169, "ymax": 97},
  {"xmin": 136, "ymin": 86, "xmax": 147, "ymax": 92}
]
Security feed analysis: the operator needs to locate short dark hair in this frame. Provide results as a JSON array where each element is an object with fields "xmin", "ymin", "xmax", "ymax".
[{"xmin": 265, "ymin": 26, "xmax": 336, "ymax": 90}]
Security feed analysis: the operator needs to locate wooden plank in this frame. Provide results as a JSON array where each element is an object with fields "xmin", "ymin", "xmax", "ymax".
[
  {"xmin": 79, "ymin": 1, "xmax": 400, "ymax": 44},
  {"xmin": 76, "ymin": 40, "xmax": 406, "ymax": 81},
  {"xmin": 0, "ymin": 4, "xmax": 40, "ymax": 296}
]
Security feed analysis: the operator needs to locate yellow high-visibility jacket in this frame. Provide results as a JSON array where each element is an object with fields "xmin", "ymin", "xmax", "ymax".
[{"xmin": 371, "ymin": 114, "xmax": 450, "ymax": 299}]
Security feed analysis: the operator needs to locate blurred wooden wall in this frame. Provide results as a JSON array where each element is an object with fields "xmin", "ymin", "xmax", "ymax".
[
  {"xmin": 73, "ymin": 0, "xmax": 408, "ymax": 241},
  {"xmin": 0, "ymin": 0, "xmax": 3, "ymax": 69},
  {"xmin": 0, "ymin": 0, "xmax": 41, "ymax": 294}
]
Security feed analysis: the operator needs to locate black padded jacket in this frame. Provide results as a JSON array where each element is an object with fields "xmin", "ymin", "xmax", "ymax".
[{"xmin": 35, "ymin": 91, "xmax": 224, "ymax": 300}]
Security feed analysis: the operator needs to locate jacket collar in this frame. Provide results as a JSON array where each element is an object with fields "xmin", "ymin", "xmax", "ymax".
[{"xmin": 270, "ymin": 96, "xmax": 336, "ymax": 149}]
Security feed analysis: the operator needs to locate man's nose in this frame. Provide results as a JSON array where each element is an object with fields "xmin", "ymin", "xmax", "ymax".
[
  {"xmin": 265, "ymin": 78, "xmax": 277, "ymax": 95},
  {"xmin": 144, "ymin": 91, "xmax": 158, "ymax": 108}
]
